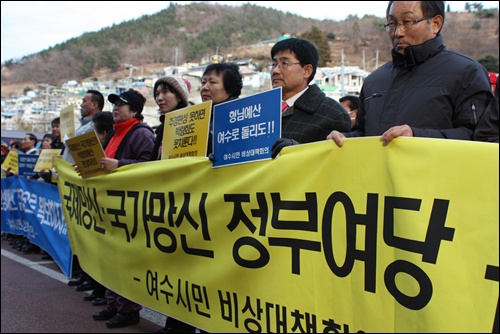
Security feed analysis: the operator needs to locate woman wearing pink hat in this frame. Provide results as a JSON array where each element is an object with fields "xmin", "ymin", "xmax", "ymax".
[{"xmin": 150, "ymin": 76, "xmax": 190, "ymax": 160}]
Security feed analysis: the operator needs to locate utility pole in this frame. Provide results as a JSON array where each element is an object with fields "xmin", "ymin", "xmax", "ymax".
[
  {"xmin": 362, "ymin": 49, "xmax": 366, "ymax": 72},
  {"xmin": 38, "ymin": 83, "xmax": 55, "ymax": 132},
  {"xmin": 340, "ymin": 49, "xmax": 346, "ymax": 97}
]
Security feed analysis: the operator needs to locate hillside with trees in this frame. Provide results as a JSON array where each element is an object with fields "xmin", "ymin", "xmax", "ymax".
[{"xmin": 1, "ymin": 2, "xmax": 498, "ymax": 97}]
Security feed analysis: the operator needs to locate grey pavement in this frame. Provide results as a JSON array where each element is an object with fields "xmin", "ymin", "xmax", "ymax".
[{"xmin": 1, "ymin": 236, "xmax": 168, "ymax": 333}]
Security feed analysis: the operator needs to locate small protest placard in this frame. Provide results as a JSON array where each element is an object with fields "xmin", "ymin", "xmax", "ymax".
[
  {"xmin": 60, "ymin": 105, "xmax": 76, "ymax": 141},
  {"xmin": 1, "ymin": 150, "xmax": 18, "ymax": 173},
  {"xmin": 65, "ymin": 130, "xmax": 109, "ymax": 179},
  {"xmin": 212, "ymin": 87, "xmax": 282, "ymax": 167},
  {"xmin": 162, "ymin": 101, "xmax": 212, "ymax": 160},
  {"xmin": 33, "ymin": 149, "xmax": 62, "ymax": 172},
  {"xmin": 17, "ymin": 153, "xmax": 39, "ymax": 177}
]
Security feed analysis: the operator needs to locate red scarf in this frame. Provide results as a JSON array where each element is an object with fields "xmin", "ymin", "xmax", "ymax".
[{"xmin": 104, "ymin": 118, "xmax": 139, "ymax": 158}]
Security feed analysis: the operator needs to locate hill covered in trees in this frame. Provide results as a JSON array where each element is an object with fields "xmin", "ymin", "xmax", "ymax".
[{"xmin": 1, "ymin": 2, "xmax": 498, "ymax": 93}]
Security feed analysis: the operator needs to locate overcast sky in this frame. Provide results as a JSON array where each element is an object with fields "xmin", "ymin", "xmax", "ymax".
[{"xmin": 1, "ymin": 1, "xmax": 498, "ymax": 63}]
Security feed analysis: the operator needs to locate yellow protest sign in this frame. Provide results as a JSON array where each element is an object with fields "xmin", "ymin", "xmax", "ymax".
[
  {"xmin": 1, "ymin": 150, "xmax": 18, "ymax": 173},
  {"xmin": 64, "ymin": 130, "xmax": 108, "ymax": 179},
  {"xmin": 33, "ymin": 149, "xmax": 62, "ymax": 172},
  {"xmin": 162, "ymin": 101, "xmax": 212, "ymax": 159},
  {"xmin": 54, "ymin": 138, "xmax": 499, "ymax": 333},
  {"xmin": 60, "ymin": 105, "xmax": 75, "ymax": 140}
]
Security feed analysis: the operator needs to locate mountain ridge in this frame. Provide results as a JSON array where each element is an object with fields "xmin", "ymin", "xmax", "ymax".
[{"xmin": 1, "ymin": 3, "xmax": 498, "ymax": 98}]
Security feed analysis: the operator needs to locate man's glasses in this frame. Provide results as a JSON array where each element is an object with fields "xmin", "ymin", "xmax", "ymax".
[
  {"xmin": 384, "ymin": 17, "xmax": 430, "ymax": 33},
  {"xmin": 269, "ymin": 61, "xmax": 302, "ymax": 71}
]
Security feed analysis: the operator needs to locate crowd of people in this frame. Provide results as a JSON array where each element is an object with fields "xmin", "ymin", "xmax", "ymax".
[
  {"xmin": 3, "ymin": 117, "xmax": 65, "ymax": 257},
  {"xmin": 2, "ymin": 1, "xmax": 498, "ymax": 332}
]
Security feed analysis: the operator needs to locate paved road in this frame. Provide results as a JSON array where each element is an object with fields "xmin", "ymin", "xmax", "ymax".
[{"xmin": 1, "ymin": 237, "xmax": 168, "ymax": 333}]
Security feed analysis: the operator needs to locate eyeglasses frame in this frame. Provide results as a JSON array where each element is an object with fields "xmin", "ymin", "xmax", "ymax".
[
  {"xmin": 269, "ymin": 61, "xmax": 302, "ymax": 71},
  {"xmin": 384, "ymin": 17, "xmax": 430, "ymax": 33}
]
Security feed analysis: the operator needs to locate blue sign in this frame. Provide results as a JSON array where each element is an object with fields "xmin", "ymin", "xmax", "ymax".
[
  {"xmin": 212, "ymin": 87, "xmax": 282, "ymax": 167},
  {"xmin": 17, "ymin": 153, "xmax": 39, "ymax": 177},
  {"xmin": 1, "ymin": 176, "xmax": 73, "ymax": 277}
]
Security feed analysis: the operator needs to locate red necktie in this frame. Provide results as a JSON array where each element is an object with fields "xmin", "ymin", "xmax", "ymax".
[{"xmin": 281, "ymin": 101, "xmax": 289, "ymax": 113}]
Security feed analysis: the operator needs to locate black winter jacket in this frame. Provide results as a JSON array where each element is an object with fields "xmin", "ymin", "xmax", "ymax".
[
  {"xmin": 282, "ymin": 84, "xmax": 351, "ymax": 143},
  {"xmin": 348, "ymin": 34, "xmax": 493, "ymax": 140}
]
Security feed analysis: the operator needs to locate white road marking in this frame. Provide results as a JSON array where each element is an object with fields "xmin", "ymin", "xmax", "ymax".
[{"xmin": 1, "ymin": 247, "xmax": 168, "ymax": 327}]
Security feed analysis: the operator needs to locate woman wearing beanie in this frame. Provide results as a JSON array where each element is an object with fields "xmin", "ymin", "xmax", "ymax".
[
  {"xmin": 92, "ymin": 88, "xmax": 155, "ymax": 329},
  {"xmin": 151, "ymin": 76, "xmax": 204, "ymax": 333},
  {"xmin": 150, "ymin": 76, "xmax": 190, "ymax": 161}
]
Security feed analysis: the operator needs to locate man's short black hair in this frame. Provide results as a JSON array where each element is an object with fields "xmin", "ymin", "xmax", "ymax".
[
  {"xmin": 26, "ymin": 133, "xmax": 38, "ymax": 146},
  {"xmin": 87, "ymin": 89, "xmax": 105, "ymax": 111},
  {"xmin": 386, "ymin": 1, "xmax": 445, "ymax": 34},
  {"xmin": 271, "ymin": 38, "xmax": 319, "ymax": 84},
  {"xmin": 339, "ymin": 95, "xmax": 360, "ymax": 111}
]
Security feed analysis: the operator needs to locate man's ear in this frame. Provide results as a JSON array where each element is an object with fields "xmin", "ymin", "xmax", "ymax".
[
  {"xmin": 432, "ymin": 15, "xmax": 444, "ymax": 34},
  {"xmin": 303, "ymin": 64, "xmax": 314, "ymax": 79}
]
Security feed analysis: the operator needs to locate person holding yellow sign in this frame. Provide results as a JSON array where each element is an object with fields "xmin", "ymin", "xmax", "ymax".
[
  {"xmin": 149, "ymin": 75, "xmax": 205, "ymax": 333},
  {"xmin": 92, "ymin": 89, "xmax": 155, "ymax": 329},
  {"xmin": 34, "ymin": 133, "xmax": 58, "ymax": 183},
  {"xmin": 150, "ymin": 76, "xmax": 190, "ymax": 161}
]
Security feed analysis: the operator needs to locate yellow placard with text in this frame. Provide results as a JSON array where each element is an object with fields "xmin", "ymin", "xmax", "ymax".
[
  {"xmin": 1, "ymin": 150, "xmax": 18, "ymax": 173},
  {"xmin": 33, "ymin": 149, "xmax": 62, "ymax": 172},
  {"xmin": 55, "ymin": 137, "xmax": 499, "ymax": 333},
  {"xmin": 64, "ymin": 130, "xmax": 108, "ymax": 179},
  {"xmin": 162, "ymin": 101, "xmax": 212, "ymax": 159},
  {"xmin": 60, "ymin": 105, "xmax": 75, "ymax": 140}
]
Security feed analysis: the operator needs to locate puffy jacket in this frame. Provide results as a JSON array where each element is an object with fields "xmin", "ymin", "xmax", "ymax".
[
  {"xmin": 104, "ymin": 122, "xmax": 155, "ymax": 167},
  {"xmin": 348, "ymin": 34, "xmax": 493, "ymax": 140}
]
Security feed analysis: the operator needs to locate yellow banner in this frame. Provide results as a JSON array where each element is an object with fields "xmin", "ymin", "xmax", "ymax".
[{"xmin": 54, "ymin": 137, "xmax": 499, "ymax": 333}]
